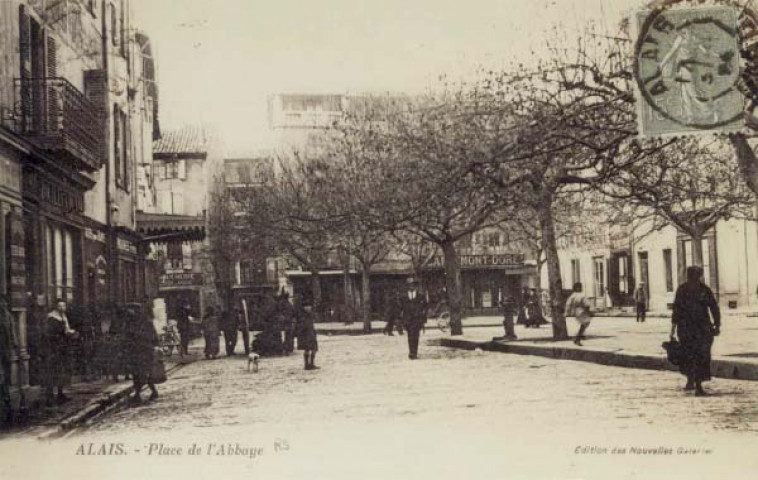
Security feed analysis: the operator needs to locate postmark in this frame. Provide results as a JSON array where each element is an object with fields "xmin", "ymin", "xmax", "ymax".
[{"xmin": 634, "ymin": 4, "xmax": 745, "ymax": 136}]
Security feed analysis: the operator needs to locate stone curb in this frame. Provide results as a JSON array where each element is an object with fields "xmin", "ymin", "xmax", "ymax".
[
  {"xmin": 434, "ymin": 338, "xmax": 758, "ymax": 381},
  {"xmin": 50, "ymin": 361, "xmax": 191, "ymax": 437}
]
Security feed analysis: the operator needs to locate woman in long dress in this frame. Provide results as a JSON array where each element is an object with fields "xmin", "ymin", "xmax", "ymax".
[{"xmin": 125, "ymin": 301, "xmax": 159, "ymax": 404}]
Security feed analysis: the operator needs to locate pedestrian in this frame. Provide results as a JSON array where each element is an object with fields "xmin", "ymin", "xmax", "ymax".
[
  {"xmin": 0, "ymin": 294, "xmax": 18, "ymax": 427},
  {"xmin": 220, "ymin": 308, "xmax": 238, "ymax": 356},
  {"xmin": 295, "ymin": 301, "xmax": 319, "ymax": 370},
  {"xmin": 105, "ymin": 303, "xmax": 129, "ymax": 382},
  {"xmin": 236, "ymin": 306, "xmax": 251, "ymax": 355},
  {"xmin": 670, "ymin": 265, "xmax": 720, "ymax": 396},
  {"xmin": 499, "ymin": 294, "xmax": 517, "ymax": 340},
  {"xmin": 516, "ymin": 287, "xmax": 529, "ymax": 327},
  {"xmin": 125, "ymin": 302, "xmax": 159, "ymax": 405},
  {"xmin": 399, "ymin": 278, "xmax": 427, "ymax": 360},
  {"xmin": 634, "ymin": 283, "xmax": 648, "ymax": 323},
  {"xmin": 201, "ymin": 306, "xmax": 220, "ymax": 359},
  {"xmin": 41, "ymin": 299, "xmax": 77, "ymax": 406},
  {"xmin": 278, "ymin": 293, "xmax": 296, "ymax": 355},
  {"xmin": 383, "ymin": 290, "xmax": 400, "ymax": 336},
  {"xmin": 565, "ymin": 283, "xmax": 592, "ymax": 346},
  {"xmin": 176, "ymin": 303, "xmax": 192, "ymax": 357}
]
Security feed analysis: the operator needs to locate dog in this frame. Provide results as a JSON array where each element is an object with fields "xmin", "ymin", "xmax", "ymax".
[{"xmin": 247, "ymin": 353, "xmax": 260, "ymax": 373}]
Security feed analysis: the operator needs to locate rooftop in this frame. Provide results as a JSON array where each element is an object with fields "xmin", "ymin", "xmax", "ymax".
[{"xmin": 153, "ymin": 125, "xmax": 214, "ymax": 157}]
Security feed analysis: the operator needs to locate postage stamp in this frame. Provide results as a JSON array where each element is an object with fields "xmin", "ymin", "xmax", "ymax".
[{"xmin": 634, "ymin": 5, "xmax": 745, "ymax": 137}]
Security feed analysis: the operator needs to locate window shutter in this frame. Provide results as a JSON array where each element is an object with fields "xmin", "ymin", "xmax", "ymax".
[
  {"xmin": 18, "ymin": 5, "xmax": 31, "ymax": 78},
  {"xmin": 46, "ymin": 35, "xmax": 58, "ymax": 78},
  {"xmin": 159, "ymin": 190, "xmax": 171, "ymax": 213},
  {"xmin": 178, "ymin": 160, "xmax": 187, "ymax": 180}
]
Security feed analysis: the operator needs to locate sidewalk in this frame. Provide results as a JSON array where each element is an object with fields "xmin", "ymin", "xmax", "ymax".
[
  {"xmin": 0, "ymin": 340, "xmax": 204, "ymax": 439},
  {"xmin": 433, "ymin": 314, "xmax": 758, "ymax": 381}
]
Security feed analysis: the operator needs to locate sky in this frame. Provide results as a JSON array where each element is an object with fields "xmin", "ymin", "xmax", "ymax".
[{"xmin": 131, "ymin": 0, "xmax": 643, "ymax": 153}]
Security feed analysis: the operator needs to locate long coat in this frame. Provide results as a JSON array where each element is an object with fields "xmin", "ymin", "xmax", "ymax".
[
  {"xmin": 41, "ymin": 311, "xmax": 73, "ymax": 388},
  {"xmin": 125, "ymin": 315, "xmax": 158, "ymax": 383},
  {"xmin": 202, "ymin": 313, "xmax": 220, "ymax": 356},
  {"xmin": 672, "ymin": 281, "xmax": 720, "ymax": 382},
  {"xmin": 399, "ymin": 293, "xmax": 427, "ymax": 331},
  {"xmin": 295, "ymin": 308, "xmax": 318, "ymax": 351}
]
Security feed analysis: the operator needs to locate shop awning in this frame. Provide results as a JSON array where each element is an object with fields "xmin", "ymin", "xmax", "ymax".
[{"xmin": 136, "ymin": 212, "xmax": 206, "ymax": 243}]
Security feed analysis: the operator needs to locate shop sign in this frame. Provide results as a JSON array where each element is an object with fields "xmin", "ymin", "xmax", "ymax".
[
  {"xmin": 427, "ymin": 254, "xmax": 525, "ymax": 270},
  {"xmin": 8, "ymin": 214, "xmax": 26, "ymax": 305},
  {"xmin": 85, "ymin": 228, "xmax": 107, "ymax": 243},
  {"xmin": 117, "ymin": 237, "xmax": 137, "ymax": 255},
  {"xmin": 160, "ymin": 272, "xmax": 203, "ymax": 288}
]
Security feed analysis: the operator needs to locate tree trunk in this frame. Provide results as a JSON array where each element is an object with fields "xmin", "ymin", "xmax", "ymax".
[
  {"xmin": 537, "ymin": 201, "xmax": 568, "ymax": 340},
  {"xmin": 441, "ymin": 240, "xmax": 464, "ymax": 336},
  {"xmin": 730, "ymin": 134, "xmax": 758, "ymax": 197},
  {"xmin": 310, "ymin": 270, "xmax": 322, "ymax": 321},
  {"xmin": 361, "ymin": 266, "xmax": 372, "ymax": 334},
  {"xmin": 342, "ymin": 254, "xmax": 354, "ymax": 324},
  {"xmin": 691, "ymin": 232, "xmax": 704, "ymax": 266}
]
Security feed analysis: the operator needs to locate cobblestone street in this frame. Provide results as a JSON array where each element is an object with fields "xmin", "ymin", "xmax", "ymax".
[{"xmin": 4, "ymin": 331, "xmax": 756, "ymax": 479}]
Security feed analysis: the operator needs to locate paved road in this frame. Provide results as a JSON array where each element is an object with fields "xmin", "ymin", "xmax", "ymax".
[{"xmin": 5, "ymin": 332, "xmax": 758, "ymax": 480}]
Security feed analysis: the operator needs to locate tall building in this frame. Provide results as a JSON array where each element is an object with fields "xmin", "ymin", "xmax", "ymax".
[
  {"xmin": 137, "ymin": 125, "xmax": 223, "ymax": 322},
  {"xmin": 0, "ymin": 0, "xmax": 157, "ymax": 402}
]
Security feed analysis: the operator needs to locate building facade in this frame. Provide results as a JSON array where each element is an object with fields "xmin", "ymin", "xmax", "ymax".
[
  {"xmin": 0, "ymin": 0, "xmax": 157, "ymax": 398},
  {"xmin": 138, "ymin": 125, "xmax": 222, "ymax": 323}
]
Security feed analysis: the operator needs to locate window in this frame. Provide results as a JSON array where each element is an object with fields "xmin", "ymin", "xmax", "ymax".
[
  {"xmin": 166, "ymin": 242, "xmax": 183, "ymax": 271},
  {"xmin": 114, "ymin": 106, "xmax": 129, "ymax": 190},
  {"xmin": 638, "ymin": 251, "xmax": 649, "ymax": 295},
  {"xmin": 618, "ymin": 256, "xmax": 628, "ymax": 294},
  {"xmin": 111, "ymin": 3, "xmax": 117, "ymax": 46},
  {"xmin": 157, "ymin": 160, "xmax": 186, "ymax": 180},
  {"xmin": 571, "ymin": 259, "xmax": 581, "ymax": 286},
  {"xmin": 159, "ymin": 190, "xmax": 184, "ymax": 215},
  {"xmin": 663, "ymin": 249, "xmax": 674, "ymax": 292},
  {"xmin": 46, "ymin": 224, "xmax": 75, "ymax": 303},
  {"xmin": 487, "ymin": 233, "xmax": 501, "ymax": 248},
  {"xmin": 684, "ymin": 239, "xmax": 711, "ymax": 286},
  {"xmin": 593, "ymin": 257, "xmax": 605, "ymax": 298}
]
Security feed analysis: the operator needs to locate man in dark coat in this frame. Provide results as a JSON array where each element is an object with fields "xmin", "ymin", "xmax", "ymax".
[
  {"xmin": 220, "ymin": 309, "xmax": 238, "ymax": 356},
  {"xmin": 176, "ymin": 303, "xmax": 192, "ymax": 357},
  {"xmin": 383, "ymin": 291, "xmax": 400, "ymax": 336},
  {"xmin": 399, "ymin": 278, "xmax": 427, "ymax": 360},
  {"xmin": 671, "ymin": 265, "xmax": 720, "ymax": 396}
]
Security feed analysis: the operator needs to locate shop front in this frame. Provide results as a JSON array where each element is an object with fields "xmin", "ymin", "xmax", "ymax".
[{"xmin": 423, "ymin": 253, "xmax": 535, "ymax": 315}]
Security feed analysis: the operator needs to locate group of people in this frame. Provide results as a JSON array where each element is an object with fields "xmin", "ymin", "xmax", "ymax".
[
  {"xmin": 34, "ymin": 298, "xmax": 163, "ymax": 411},
  {"xmin": 175, "ymin": 293, "xmax": 320, "ymax": 371},
  {"xmin": 563, "ymin": 266, "xmax": 720, "ymax": 396}
]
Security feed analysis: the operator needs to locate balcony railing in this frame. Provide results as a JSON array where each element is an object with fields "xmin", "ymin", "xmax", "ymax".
[{"xmin": 15, "ymin": 77, "xmax": 103, "ymax": 171}]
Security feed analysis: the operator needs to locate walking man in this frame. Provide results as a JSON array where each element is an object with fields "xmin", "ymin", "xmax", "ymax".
[
  {"xmin": 634, "ymin": 283, "xmax": 647, "ymax": 323},
  {"xmin": 399, "ymin": 278, "xmax": 427, "ymax": 360}
]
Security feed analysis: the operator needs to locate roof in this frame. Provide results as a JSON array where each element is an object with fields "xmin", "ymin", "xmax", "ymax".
[{"xmin": 153, "ymin": 125, "xmax": 212, "ymax": 157}]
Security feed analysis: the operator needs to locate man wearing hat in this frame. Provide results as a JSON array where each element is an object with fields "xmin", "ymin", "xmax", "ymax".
[{"xmin": 399, "ymin": 278, "xmax": 427, "ymax": 360}]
